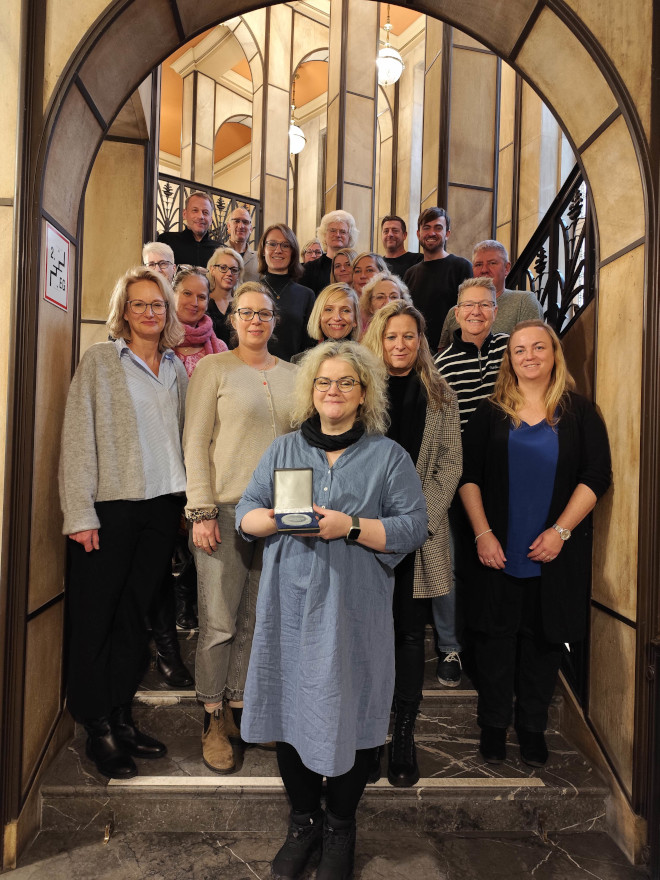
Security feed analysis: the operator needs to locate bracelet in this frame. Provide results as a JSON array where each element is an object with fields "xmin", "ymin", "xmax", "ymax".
[
  {"xmin": 186, "ymin": 507, "xmax": 219, "ymax": 523},
  {"xmin": 474, "ymin": 528, "xmax": 493, "ymax": 544}
]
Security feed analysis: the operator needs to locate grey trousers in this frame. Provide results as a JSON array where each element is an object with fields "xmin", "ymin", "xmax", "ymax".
[{"xmin": 194, "ymin": 503, "xmax": 264, "ymax": 703}]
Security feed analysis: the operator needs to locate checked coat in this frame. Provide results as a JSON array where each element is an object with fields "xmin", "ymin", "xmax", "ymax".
[{"xmin": 412, "ymin": 389, "xmax": 463, "ymax": 598}]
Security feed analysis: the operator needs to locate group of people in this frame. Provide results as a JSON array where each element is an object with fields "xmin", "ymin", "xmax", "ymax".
[{"xmin": 59, "ymin": 193, "xmax": 612, "ymax": 880}]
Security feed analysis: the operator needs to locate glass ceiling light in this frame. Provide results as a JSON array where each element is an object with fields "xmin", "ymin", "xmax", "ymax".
[
  {"xmin": 377, "ymin": 5, "xmax": 404, "ymax": 86},
  {"xmin": 288, "ymin": 74, "xmax": 306, "ymax": 155}
]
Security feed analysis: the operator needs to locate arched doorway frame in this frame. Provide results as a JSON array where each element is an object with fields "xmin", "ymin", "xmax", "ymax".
[{"xmin": 3, "ymin": 0, "xmax": 658, "ymax": 864}]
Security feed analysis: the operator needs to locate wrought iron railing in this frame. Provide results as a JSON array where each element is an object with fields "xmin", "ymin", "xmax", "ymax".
[
  {"xmin": 156, "ymin": 173, "xmax": 261, "ymax": 250},
  {"xmin": 507, "ymin": 164, "xmax": 595, "ymax": 336}
]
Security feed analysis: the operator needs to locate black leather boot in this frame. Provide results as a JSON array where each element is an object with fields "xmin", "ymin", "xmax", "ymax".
[
  {"xmin": 151, "ymin": 581, "xmax": 194, "ymax": 688},
  {"xmin": 316, "ymin": 810, "xmax": 356, "ymax": 880},
  {"xmin": 387, "ymin": 700, "xmax": 420, "ymax": 787},
  {"xmin": 173, "ymin": 540, "xmax": 198, "ymax": 630},
  {"xmin": 83, "ymin": 716, "xmax": 137, "ymax": 779},
  {"xmin": 110, "ymin": 704, "xmax": 167, "ymax": 759},
  {"xmin": 271, "ymin": 808, "xmax": 324, "ymax": 879},
  {"xmin": 366, "ymin": 744, "xmax": 383, "ymax": 783}
]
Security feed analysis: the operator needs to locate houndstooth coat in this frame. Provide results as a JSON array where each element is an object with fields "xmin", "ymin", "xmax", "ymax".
[{"xmin": 412, "ymin": 389, "xmax": 462, "ymax": 598}]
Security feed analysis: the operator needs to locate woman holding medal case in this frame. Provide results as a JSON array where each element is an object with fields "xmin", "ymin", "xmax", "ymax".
[{"xmin": 236, "ymin": 340, "xmax": 427, "ymax": 880}]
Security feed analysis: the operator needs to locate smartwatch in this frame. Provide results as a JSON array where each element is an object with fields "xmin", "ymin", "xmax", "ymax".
[
  {"xmin": 552, "ymin": 522, "xmax": 571, "ymax": 541},
  {"xmin": 346, "ymin": 515, "xmax": 361, "ymax": 542}
]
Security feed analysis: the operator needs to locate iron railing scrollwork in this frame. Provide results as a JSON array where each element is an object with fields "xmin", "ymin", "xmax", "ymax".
[
  {"xmin": 156, "ymin": 173, "xmax": 261, "ymax": 251},
  {"xmin": 507, "ymin": 164, "xmax": 595, "ymax": 337}
]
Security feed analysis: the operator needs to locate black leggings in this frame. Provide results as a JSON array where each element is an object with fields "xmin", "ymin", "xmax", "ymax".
[
  {"xmin": 393, "ymin": 551, "xmax": 430, "ymax": 706},
  {"xmin": 276, "ymin": 742, "xmax": 372, "ymax": 820}
]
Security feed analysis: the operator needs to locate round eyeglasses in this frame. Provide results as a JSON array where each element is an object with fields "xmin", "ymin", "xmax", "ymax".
[
  {"xmin": 126, "ymin": 300, "xmax": 168, "ymax": 316},
  {"xmin": 313, "ymin": 377, "xmax": 362, "ymax": 392}
]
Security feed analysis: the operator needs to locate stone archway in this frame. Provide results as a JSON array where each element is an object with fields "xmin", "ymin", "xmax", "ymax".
[{"xmin": 3, "ymin": 0, "xmax": 657, "ymax": 867}]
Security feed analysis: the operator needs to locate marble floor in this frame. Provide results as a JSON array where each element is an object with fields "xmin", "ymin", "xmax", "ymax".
[{"xmin": 12, "ymin": 829, "xmax": 650, "ymax": 879}]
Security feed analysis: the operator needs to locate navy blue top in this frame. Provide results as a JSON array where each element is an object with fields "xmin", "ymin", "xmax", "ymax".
[{"xmin": 505, "ymin": 420, "xmax": 558, "ymax": 578}]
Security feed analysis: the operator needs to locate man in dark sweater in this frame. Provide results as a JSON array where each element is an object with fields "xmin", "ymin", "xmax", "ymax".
[
  {"xmin": 381, "ymin": 214, "xmax": 422, "ymax": 278},
  {"xmin": 403, "ymin": 207, "xmax": 472, "ymax": 353},
  {"xmin": 158, "ymin": 190, "xmax": 218, "ymax": 267}
]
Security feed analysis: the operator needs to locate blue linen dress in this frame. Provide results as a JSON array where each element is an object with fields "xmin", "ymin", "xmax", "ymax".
[{"xmin": 235, "ymin": 430, "xmax": 428, "ymax": 777}]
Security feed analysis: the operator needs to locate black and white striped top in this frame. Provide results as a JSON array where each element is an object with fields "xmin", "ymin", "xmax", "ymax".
[{"xmin": 434, "ymin": 331, "xmax": 509, "ymax": 430}]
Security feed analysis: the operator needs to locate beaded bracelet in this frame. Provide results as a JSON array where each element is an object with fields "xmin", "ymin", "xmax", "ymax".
[{"xmin": 186, "ymin": 507, "xmax": 220, "ymax": 523}]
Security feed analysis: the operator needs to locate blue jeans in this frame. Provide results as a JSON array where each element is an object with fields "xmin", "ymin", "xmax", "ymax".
[{"xmin": 432, "ymin": 506, "xmax": 464, "ymax": 654}]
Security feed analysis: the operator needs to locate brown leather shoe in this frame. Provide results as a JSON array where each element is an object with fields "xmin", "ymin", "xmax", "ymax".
[
  {"xmin": 202, "ymin": 708, "xmax": 236, "ymax": 773},
  {"xmin": 223, "ymin": 701, "xmax": 242, "ymax": 743}
]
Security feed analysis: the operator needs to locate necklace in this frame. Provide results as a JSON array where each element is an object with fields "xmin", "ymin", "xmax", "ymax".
[
  {"xmin": 262, "ymin": 275, "xmax": 292, "ymax": 301},
  {"xmin": 232, "ymin": 349, "xmax": 275, "ymax": 371}
]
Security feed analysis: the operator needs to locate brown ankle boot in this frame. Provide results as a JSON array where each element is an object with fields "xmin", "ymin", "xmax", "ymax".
[
  {"xmin": 223, "ymin": 701, "xmax": 242, "ymax": 743},
  {"xmin": 202, "ymin": 708, "xmax": 236, "ymax": 773}
]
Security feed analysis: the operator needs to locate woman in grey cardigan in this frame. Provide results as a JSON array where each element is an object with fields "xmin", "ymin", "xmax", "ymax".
[
  {"xmin": 59, "ymin": 266, "xmax": 188, "ymax": 781},
  {"xmin": 362, "ymin": 301, "xmax": 462, "ymax": 787}
]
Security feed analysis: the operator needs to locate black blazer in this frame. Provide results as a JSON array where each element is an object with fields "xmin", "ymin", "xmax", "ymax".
[{"xmin": 460, "ymin": 392, "xmax": 612, "ymax": 642}]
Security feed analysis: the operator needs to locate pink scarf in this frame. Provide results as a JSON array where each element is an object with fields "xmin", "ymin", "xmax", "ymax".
[{"xmin": 175, "ymin": 314, "xmax": 227, "ymax": 376}]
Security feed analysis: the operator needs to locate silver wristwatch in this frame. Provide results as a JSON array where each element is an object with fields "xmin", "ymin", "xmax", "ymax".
[{"xmin": 552, "ymin": 522, "xmax": 571, "ymax": 541}]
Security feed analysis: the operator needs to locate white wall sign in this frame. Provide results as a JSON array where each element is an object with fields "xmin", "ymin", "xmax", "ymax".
[{"xmin": 44, "ymin": 222, "xmax": 70, "ymax": 311}]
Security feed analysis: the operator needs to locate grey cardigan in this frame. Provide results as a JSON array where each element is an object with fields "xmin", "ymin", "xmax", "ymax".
[{"xmin": 59, "ymin": 342, "xmax": 188, "ymax": 535}]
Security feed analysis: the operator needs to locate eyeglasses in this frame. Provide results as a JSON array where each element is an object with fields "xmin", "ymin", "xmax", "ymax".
[
  {"xmin": 305, "ymin": 249, "xmax": 323, "ymax": 257},
  {"xmin": 145, "ymin": 260, "xmax": 173, "ymax": 271},
  {"xmin": 372, "ymin": 292, "xmax": 400, "ymax": 303},
  {"xmin": 456, "ymin": 301, "xmax": 496, "ymax": 312},
  {"xmin": 212, "ymin": 264, "xmax": 240, "ymax": 276},
  {"xmin": 230, "ymin": 218, "xmax": 251, "ymax": 227},
  {"xmin": 313, "ymin": 377, "xmax": 362, "ymax": 392},
  {"xmin": 127, "ymin": 300, "xmax": 168, "ymax": 315},
  {"xmin": 265, "ymin": 241, "xmax": 292, "ymax": 251},
  {"xmin": 236, "ymin": 308, "xmax": 274, "ymax": 322}
]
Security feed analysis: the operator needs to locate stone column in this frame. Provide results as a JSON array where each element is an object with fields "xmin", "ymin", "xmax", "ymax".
[
  {"xmin": 179, "ymin": 70, "xmax": 216, "ymax": 185},
  {"xmin": 325, "ymin": 0, "xmax": 379, "ymax": 250},
  {"xmin": 257, "ymin": 4, "xmax": 293, "ymax": 227}
]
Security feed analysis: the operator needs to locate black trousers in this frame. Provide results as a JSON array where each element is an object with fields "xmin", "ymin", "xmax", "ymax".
[
  {"xmin": 66, "ymin": 495, "xmax": 182, "ymax": 720},
  {"xmin": 475, "ymin": 574, "xmax": 564, "ymax": 732},
  {"xmin": 276, "ymin": 742, "xmax": 372, "ymax": 820},
  {"xmin": 392, "ymin": 551, "xmax": 430, "ymax": 706}
]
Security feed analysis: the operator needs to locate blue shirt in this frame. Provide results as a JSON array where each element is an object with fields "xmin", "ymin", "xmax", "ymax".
[
  {"xmin": 236, "ymin": 430, "xmax": 428, "ymax": 777},
  {"xmin": 505, "ymin": 420, "xmax": 558, "ymax": 578},
  {"xmin": 115, "ymin": 339, "xmax": 186, "ymax": 498}
]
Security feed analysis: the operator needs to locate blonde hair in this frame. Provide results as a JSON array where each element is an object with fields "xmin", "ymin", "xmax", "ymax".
[
  {"xmin": 106, "ymin": 266, "xmax": 183, "ymax": 351},
  {"xmin": 362, "ymin": 300, "xmax": 451, "ymax": 411},
  {"xmin": 207, "ymin": 246, "xmax": 244, "ymax": 292},
  {"xmin": 307, "ymin": 284, "xmax": 360, "ymax": 342},
  {"xmin": 360, "ymin": 271, "xmax": 411, "ymax": 319},
  {"xmin": 291, "ymin": 340, "xmax": 389, "ymax": 435},
  {"xmin": 492, "ymin": 320, "xmax": 575, "ymax": 427},
  {"xmin": 330, "ymin": 248, "xmax": 358, "ymax": 283}
]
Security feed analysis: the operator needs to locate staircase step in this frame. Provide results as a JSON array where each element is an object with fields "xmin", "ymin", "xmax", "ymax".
[{"xmin": 41, "ymin": 713, "xmax": 606, "ymax": 836}]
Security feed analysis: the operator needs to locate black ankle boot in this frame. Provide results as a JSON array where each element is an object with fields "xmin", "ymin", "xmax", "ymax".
[
  {"xmin": 271, "ymin": 808, "xmax": 324, "ymax": 879},
  {"xmin": 174, "ymin": 572, "xmax": 198, "ymax": 630},
  {"xmin": 479, "ymin": 725, "xmax": 507, "ymax": 764},
  {"xmin": 110, "ymin": 705, "xmax": 167, "ymax": 759},
  {"xmin": 151, "ymin": 584, "xmax": 194, "ymax": 688},
  {"xmin": 83, "ymin": 716, "xmax": 137, "ymax": 779},
  {"xmin": 517, "ymin": 728, "xmax": 548, "ymax": 767},
  {"xmin": 387, "ymin": 700, "xmax": 419, "ymax": 787},
  {"xmin": 316, "ymin": 810, "xmax": 356, "ymax": 880}
]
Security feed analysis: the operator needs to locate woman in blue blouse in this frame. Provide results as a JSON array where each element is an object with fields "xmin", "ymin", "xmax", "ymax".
[
  {"xmin": 459, "ymin": 320, "xmax": 611, "ymax": 768},
  {"xmin": 236, "ymin": 340, "xmax": 427, "ymax": 880}
]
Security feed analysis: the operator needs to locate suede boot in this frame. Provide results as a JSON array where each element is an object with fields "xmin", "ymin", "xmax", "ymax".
[{"xmin": 202, "ymin": 707, "xmax": 236, "ymax": 773}]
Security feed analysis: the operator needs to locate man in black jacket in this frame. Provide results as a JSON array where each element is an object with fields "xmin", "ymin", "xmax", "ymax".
[{"xmin": 158, "ymin": 190, "xmax": 217, "ymax": 267}]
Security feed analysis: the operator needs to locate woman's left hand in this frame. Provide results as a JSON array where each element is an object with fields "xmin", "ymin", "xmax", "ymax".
[
  {"xmin": 528, "ymin": 528, "xmax": 564, "ymax": 563},
  {"xmin": 312, "ymin": 504, "xmax": 352, "ymax": 540}
]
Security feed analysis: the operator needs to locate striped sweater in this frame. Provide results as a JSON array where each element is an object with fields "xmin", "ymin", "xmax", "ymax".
[{"xmin": 434, "ymin": 331, "xmax": 509, "ymax": 430}]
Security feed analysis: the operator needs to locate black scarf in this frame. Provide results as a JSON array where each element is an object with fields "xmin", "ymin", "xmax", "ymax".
[{"xmin": 301, "ymin": 413, "xmax": 365, "ymax": 451}]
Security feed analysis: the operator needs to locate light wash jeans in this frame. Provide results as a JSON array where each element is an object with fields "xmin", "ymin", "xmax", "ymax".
[
  {"xmin": 432, "ymin": 509, "xmax": 462, "ymax": 654},
  {"xmin": 194, "ymin": 503, "xmax": 263, "ymax": 703}
]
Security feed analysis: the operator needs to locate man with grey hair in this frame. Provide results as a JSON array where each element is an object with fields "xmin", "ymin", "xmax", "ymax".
[
  {"xmin": 142, "ymin": 241, "xmax": 176, "ymax": 284},
  {"xmin": 301, "ymin": 209, "xmax": 359, "ymax": 294},
  {"xmin": 226, "ymin": 206, "xmax": 259, "ymax": 282},
  {"xmin": 158, "ymin": 190, "xmax": 217, "ymax": 266},
  {"xmin": 437, "ymin": 239, "xmax": 543, "ymax": 349}
]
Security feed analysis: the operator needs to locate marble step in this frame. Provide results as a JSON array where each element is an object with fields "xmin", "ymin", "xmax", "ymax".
[{"xmin": 41, "ymin": 719, "xmax": 606, "ymax": 837}]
